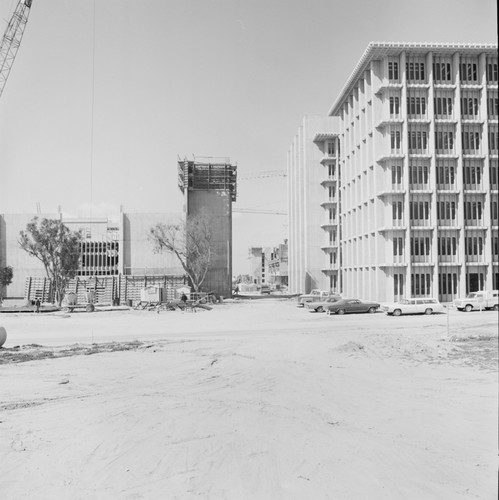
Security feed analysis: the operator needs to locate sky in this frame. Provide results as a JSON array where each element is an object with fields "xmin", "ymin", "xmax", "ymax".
[{"xmin": 0, "ymin": 0, "xmax": 497, "ymax": 274}]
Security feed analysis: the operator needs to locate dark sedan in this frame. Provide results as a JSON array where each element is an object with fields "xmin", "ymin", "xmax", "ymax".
[{"xmin": 325, "ymin": 299, "xmax": 380, "ymax": 315}]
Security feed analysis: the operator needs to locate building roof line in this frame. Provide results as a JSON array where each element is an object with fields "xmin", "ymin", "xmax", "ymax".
[{"xmin": 328, "ymin": 41, "xmax": 498, "ymax": 116}]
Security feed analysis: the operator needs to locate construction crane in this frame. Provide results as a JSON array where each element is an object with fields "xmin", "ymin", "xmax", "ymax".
[
  {"xmin": 238, "ymin": 169, "xmax": 287, "ymax": 181},
  {"xmin": 233, "ymin": 208, "xmax": 287, "ymax": 215},
  {"xmin": 0, "ymin": 0, "xmax": 33, "ymax": 99}
]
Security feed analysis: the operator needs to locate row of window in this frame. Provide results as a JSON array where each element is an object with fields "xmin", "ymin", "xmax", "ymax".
[
  {"xmin": 390, "ymin": 163, "xmax": 498, "ymax": 188},
  {"xmin": 389, "ymin": 95, "xmax": 498, "ymax": 118},
  {"xmin": 387, "ymin": 60, "xmax": 498, "ymax": 84},
  {"xmin": 390, "ymin": 129, "xmax": 498, "ymax": 153},
  {"xmin": 393, "ymin": 271, "xmax": 495, "ymax": 299},
  {"xmin": 391, "ymin": 235, "xmax": 498, "ymax": 259}
]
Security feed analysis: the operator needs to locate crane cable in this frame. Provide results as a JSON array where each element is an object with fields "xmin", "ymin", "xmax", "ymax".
[{"xmin": 90, "ymin": 0, "xmax": 96, "ymax": 218}]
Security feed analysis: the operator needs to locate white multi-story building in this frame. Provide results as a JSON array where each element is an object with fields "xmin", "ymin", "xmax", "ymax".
[
  {"xmin": 287, "ymin": 116, "xmax": 339, "ymax": 294},
  {"xmin": 289, "ymin": 42, "xmax": 498, "ymax": 302}
]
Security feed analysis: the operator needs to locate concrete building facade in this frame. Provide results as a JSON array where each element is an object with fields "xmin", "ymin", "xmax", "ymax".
[
  {"xmin": 178, "ymin": 158, "xmax": 237, "ymax": 297},
  {"xmin": 287, "ymin": 116, "xmax": 340, "ymax": 294},
  {"xmin": 0, "ymin": 211, "xmax": 182, "ymax": 298},
  {"xmin": 288, "ymin": 42, "xmax": 498, "ymax": 302}
]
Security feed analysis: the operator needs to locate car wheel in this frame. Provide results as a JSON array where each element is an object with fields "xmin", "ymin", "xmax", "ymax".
[
  {"xmin": 62, "ymin": 306, "xmax": 69, "ymax": 313},
  {"xmin": 393, "ymin": 309, "xmax": 402, "ymax": 316},
  {"xmin": 317, "ymin": 306, "xmax": 324, "ymax": 313},
  {"xmin": 464, "ymin": 304, "xmax": 473, "ymax": 312},
  {"xmin": 494, "ymin": 304, "xmax": 499, "ymax": 311},
  {"xmin": 368, "ymin": 307, "xmax": 376, "ymax": 314},
  {"xmin": 337, "ymin": 309, "xmax": 345, "ymax": 315},
  {"xmin": 424, "ymin": 308, "xmax": 433, "ymax": 315},
  {"xmin": 86, "ymin": 304, "xmax": 95, "ymax": 313}
]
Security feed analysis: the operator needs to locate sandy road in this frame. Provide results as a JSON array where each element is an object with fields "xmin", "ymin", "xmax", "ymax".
[{"xmin": 0, "ymin": 299, "xmax": 497, "ymax": 499}]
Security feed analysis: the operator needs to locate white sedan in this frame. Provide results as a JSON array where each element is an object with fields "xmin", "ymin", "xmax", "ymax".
[{"xmin": 382, "ymin": 298, "xmax": 444, "ymax": 316}]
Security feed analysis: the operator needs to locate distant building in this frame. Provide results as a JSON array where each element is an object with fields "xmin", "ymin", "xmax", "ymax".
[
  {"xmin": 0, "ymin": 211, "xmax": 183, "ymax": 299},
  {"xmin": 289, "ymin": 42, "xmax": 498, "ymax": 302},
  {"xmin": 178, "ymin": 157, "xmax": 237, "ymax": 297},
  {"xmin": 287, "ymin": 116, "xmax": 340, "ymax": 294},
  {"xmin": 248, "ymin": 241, "xmax": 288, "ymax": 288}
]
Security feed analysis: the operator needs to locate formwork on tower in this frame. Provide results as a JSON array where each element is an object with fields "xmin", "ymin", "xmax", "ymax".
[{"xmin": 178, "ymin": 157, "xmax": 238, "ymax": 297}]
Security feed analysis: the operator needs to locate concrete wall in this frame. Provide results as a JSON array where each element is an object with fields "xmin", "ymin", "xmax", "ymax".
[
  {"xmin": 0, "ymin": 214, "xmax": 54, "ymax": 297},
  {"xmin": 287, "ymin": 116, "xmax": 339, "ymax": 294},
  {"xmin": 122, "ymin": 212, "xmax": 183, "ymax": 275},
  {"xmin": 187, "ymin": 190, "xmax": 232, "ymax": 296}
]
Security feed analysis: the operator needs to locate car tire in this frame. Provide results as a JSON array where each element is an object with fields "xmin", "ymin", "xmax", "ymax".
[
  {"xmin": 464, "ymin": 304, "xmax": 473, "ymax": 312},
  {"xmin": 86, "ymin": 304, "xmax": 95, "ymax": 313},
  {"xmin": 317, "ymin": 306, "xmax": 324, "ymax": 313},
  {"xmin": 393, "ymin": 309, "xmax": 402, "ymax": 316},
  {"xmin": 337, "ymin": 309, "xmax": 345, "ymax": 315},
  {"xmin": 368, "ymin": 307, "xmax": 376, "ymax": 314},
  {"xmin": 424, "ymin": 308, "xmax": 433, "ymax": 315},
  {"xmin": 494, "ymin": 304, "xmax": 499, "ymax": 311}
]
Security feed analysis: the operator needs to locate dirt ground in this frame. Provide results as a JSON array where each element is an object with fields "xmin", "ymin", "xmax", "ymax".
[{"xmin": 0, "ymin": 299, "xmax": 497, "ymax": 499}]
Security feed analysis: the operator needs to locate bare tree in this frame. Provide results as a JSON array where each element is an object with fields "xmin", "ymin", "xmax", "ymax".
[
  {"xmin": 18, "ymin": 217, "xmax": 82, "ymax": 306},
  {"xmin": 149, "ymin": 212, "xmax": 214, "ymax": 292}
]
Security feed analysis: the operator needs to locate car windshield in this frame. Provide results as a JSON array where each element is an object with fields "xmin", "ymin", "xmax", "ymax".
[{"xmin": 399, "ymin": 299, "xmax": 410, "ymax": 304}]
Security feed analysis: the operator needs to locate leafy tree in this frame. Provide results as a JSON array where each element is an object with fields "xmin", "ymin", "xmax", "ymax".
[
  {"xmin": 0, "ymin": 265, "xmax": 13, "ymax": 302},
  {"xmin": 149, "ymin": 212, "xmax": 214, "ymax": 292},
  {"xmin": 18, "ymin": 217, "xmax": 82, "ymax": 306}
]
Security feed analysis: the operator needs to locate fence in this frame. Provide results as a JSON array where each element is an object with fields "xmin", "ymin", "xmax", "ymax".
[{"xmin": 24, "ymin": 275, "xmax": 187, "ymax": 305}]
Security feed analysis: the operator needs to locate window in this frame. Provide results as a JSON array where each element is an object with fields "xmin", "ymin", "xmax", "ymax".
[
  {"xmin": 411, "ymin": 272, "xmax": 431, "ymax": 297},
  {"xmin": 435, "ymin": 129, "xmax": 455, "ymax": 153},
  {"xmin": 487, "ymin": 93, "xmax": 498, "ymax": 118},
  {"xmin": 410, "ymin": 236, "xmax": 431, "ymax": 256},
  {"xmin": 407, "ymin": 95, "xmax": 427, "ymax": 117},
  {"xmin": 438, "ymin": 235, "xmax": 458, "ymax": 256},
  {"xmin": 463, "ymin": 160, "xmax": 483, "ymax": 189},
  {"xmin": 388, "ymin": 60, "xmax": 399, "ymax": 81},
  {"xmin": 391, "ymin": 165, "xmax": 402, "ymax": 187},
  {"xmin": 465, "ymin": 235, "xmax": 484, "ymax": 255},
  {"xmin": 389, "ymin": 96, "xmax": 400, "ymax": 116},
  {"xmin": 491, "ymin": 200, "xmax": 498, "ymax": 225},
  {"xmin": 490, "ymin": 160, "xmax": 498, "ymax": 189},
  {"xmin": 433, "ymin": 60, "xmax": 452, "ymax": 83},
  {"xmin": 461, "ymin": 128, "xmax": 481, "ymax": 153},
  {"xmin": 464, "ymin": 200, "xmax": 483, "ymax": 224},
  {"xmin": 393, "ymin": 237, "xmax": 404, "ymax": 256},
  {"xmin": 460, "ymin": 61, "xmax": 478, "ymax": 83},
  {"xmin": 439, "ymin": 272, "xmax": 458, "ymax": 296},
  {"xmin": 392, "ymin": 201, "xmax": 403, "ymax": 221},
  {"xmin": 408, "ymin": 128, "xmax": 428, "ymax": 153},
  {"xmin": 437, "ymin": 159, "xmax": 457, "ymax": 189},
  {"xmin": 327, "ymin": 141, "xmax": 336, "ymax": 156},
  {"xmin": 410, "ymin": 200, "xmax": 430, "ymax": 223},
  {"xmin": 409, "ymin": 163, "xmax": 429, "ymax": 188},
  {"xmin": 406, "ymin": 60, "xmax": 425, "ymax": 82},
  {"xmin": 394, "ymin": 273, "xmax": 404, "ymax": 297},
  {"xmin": 390, "ymin": 130, "xmax": 401, "ymax": 152},
  {"xmin": 461, "ymin": 94, "xmax": 480, "ymax": 118},
  {"xmin": 487, "ymin": 61, "xmax": 498, "ymax": 83},
  {"xmin": 434, "ymin": 95, "xmax": 453, "ymax": 118},
  {"xmin": 489, "ymin": 127, "xmax": 498, "ymax": 153},
  {"xmin": 437, "ymin": 200, "xmax": 457, "ymax": 223}
]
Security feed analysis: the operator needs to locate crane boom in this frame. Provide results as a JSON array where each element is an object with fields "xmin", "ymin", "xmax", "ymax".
[{"xmin": 0, "ymin": 0, "xmax": 32, "ymax": 99}]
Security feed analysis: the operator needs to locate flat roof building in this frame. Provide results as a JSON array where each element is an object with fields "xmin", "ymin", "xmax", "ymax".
[{"xmin": 289, "ymin": 42, "xmax": 498, "ymax": 302}]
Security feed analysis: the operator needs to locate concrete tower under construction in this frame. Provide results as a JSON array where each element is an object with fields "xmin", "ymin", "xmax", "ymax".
[{"xmin": 178, "ymin": 157, "xmax": 237, "ymax": 297}]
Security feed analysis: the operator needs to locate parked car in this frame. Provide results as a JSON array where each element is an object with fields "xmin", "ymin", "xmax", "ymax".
[
  {"xmin": 260, "ymin": 285, "xmax": 271, "ymax": 295},
  {"xmin": 297, "ymin": 289, "xmax": 336, "ymax": 307},
  {"xmin": 325, "ymin": 298, "xmax": 380, "ymax": 315},
  {"xmin": 454, "ymin": 290, "xmax": 499, "ymax": 312},
  {"xmin": 305, "ymin": 295, "xmax": 341, "ymax": 312},
  {"xmin": 382, "ymin": 298, "xmax": 444, "ymax": 316}
]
